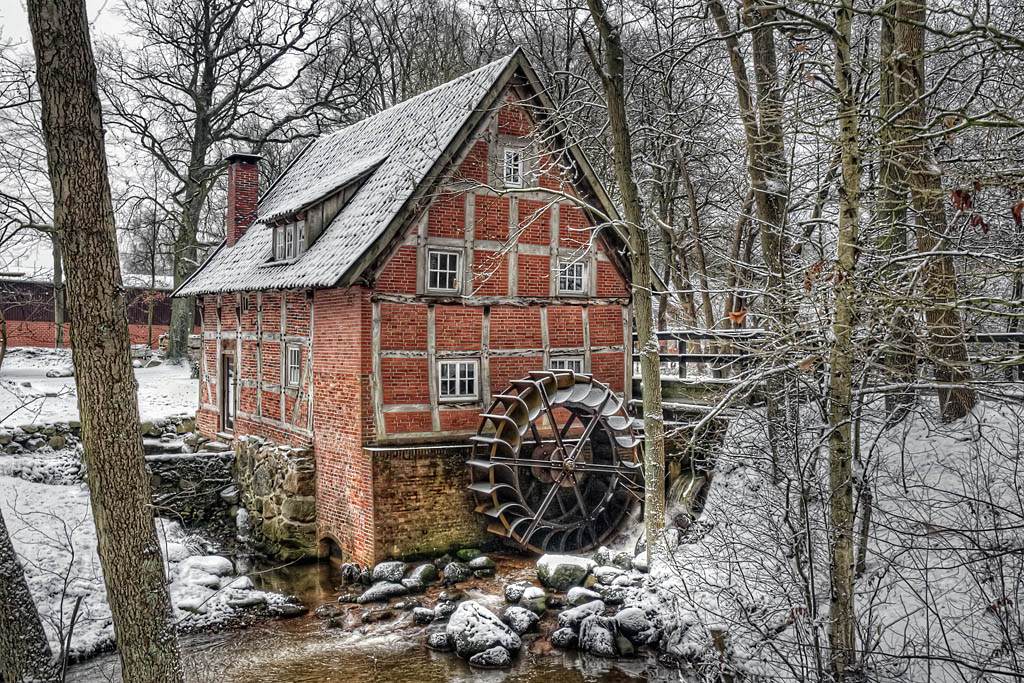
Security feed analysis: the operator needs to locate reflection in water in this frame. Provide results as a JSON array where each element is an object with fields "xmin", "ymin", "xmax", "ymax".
[{"xmin": 68, "ymin": 558, "xmax": 689, "ymax": 683}]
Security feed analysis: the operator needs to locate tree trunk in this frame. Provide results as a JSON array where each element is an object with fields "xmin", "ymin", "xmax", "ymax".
[
  {"xmin": 877, "ymin": 0, "xmax": 916, "ymax": 416},
  {"xmin": 585, "ymin": 0, "xmax": 666, "ymax": 566},
  {"xmin": 0, "ymin": 506, "xmax": 61, "ymax": 683},
  {"xmin": 51, "ymin": 231, "xmax": 65, "ymax": 348},
  {"xmin": 893, "ymin": 0, "xmax": 976, "ymax": 420},
  {"xmin": 27, "ymin": 0, "xmax": 184, "ymax": 681},
  {"xmin": 828, "ymin": 0, "xmax": 860, "ymax": 677}
]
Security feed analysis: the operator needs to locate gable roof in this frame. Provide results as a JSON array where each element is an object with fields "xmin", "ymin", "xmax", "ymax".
[{"xmin": 174, "ymin": 50, "xmax": 628, "ymax": 298}]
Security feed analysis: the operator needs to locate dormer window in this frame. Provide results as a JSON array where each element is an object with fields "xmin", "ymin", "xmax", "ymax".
[
  {"xmin": 503, "ymin": 148, "xmax": 522, "ymax": 187},
  {"xmin": 272, "ymin": 219, "xmax": 307, "ymax": 262}
]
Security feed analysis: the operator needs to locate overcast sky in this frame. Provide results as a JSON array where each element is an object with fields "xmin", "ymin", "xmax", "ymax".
[{"xmin": 2, "ymin": 0, "xmax": 126, "ymax": 46}]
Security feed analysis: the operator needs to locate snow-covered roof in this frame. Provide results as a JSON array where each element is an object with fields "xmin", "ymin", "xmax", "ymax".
[{"xmin": 175, "ymin": 53, "xmax": 519, "ymax": 297}]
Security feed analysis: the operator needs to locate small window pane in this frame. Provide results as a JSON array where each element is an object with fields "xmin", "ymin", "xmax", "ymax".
[
  {"xmin": 559, "ymin": 261, "xmax": 585, "ymax": 293},
  {"xmin": 504, "ymin": 148, "xmax": 522, "ymax": 187},
  {"xmin": 287, "ymin": 347, "xmax": 301, "ymax": 386},
  {"xmin": 275, "ymin": 227, "xmax": 285, "ymax": 260},
  {"xmin": 551, "ymin": 357, "xmax": 583, "ymax": 373},
  {"xmin": 285, "ymin": 225, "xmax": 295, "ymax": 259},
  {"xmin": 439, "ymin": 360, "xmax": 477, "ymax": 399},
  {"xmin": 296, "ymin": 220, "xmax": 306, "ymax": 255},
  {"xmin": 428, "ymin": 250, "xmax": 459, "ymax": 292}
]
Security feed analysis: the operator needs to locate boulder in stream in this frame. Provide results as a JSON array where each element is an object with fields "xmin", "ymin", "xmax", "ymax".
[
  {"xmin": 446, "ymin": 601, "xmax": 522, "ymax": 659},
  {"xmin": 578, "ymin": 614, "xmax": 618, "ymax": 657},
  {"xmin": 469, "ymin": 645, "xmax": 512, "ymax": 668},
  {"xmin": 566, "ymin": 586, "xmax": 602, "ymax": 606},
  {"xmin": 426, "ymin": 631, "xmax": 452, "ymax": 651},
  {"xmin": 536, "ymin": 554, "xmax": 594, "ymax": 591},
  {"xmin": 372, "ymin": 561, "xmax": 408, "ymax": 583},
  {"xmin": 442, "ymin": 561, "xmax": 472, "ymax": 584},
  {"xmin": 504, "ymin": 583, "xmax": 526, "ymax": 604},
  {"xmin": 550, "ymin": 627, "xmax": 578, "ymax": 650},
  {"xmin": 502, "ymin": 606, "xmax": 539, "ymax": 635},
  {"xmin": 557, "ymin": 599, "xmax": 605, "ymax": 630},
  {"xmin": 356, "ymin": 581, "xmax": 407, "ymax": 604}
]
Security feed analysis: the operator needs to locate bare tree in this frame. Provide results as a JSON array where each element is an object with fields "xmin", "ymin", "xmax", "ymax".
[
  {"xmin": 27, "ymin": 0, "xmax": 184, "ymax": 679},
  {"xmin": 583, "ymin": 0, "xmax": 666, "ymax": 562},
  {"xmin": 99, "ymin": 0, "xmax": 363, "ymax": 359}
]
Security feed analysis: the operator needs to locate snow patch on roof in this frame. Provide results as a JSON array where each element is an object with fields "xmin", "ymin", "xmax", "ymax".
[{"xmin": 176, "ymin": 54, "xmax": 515, "ymax": 297}]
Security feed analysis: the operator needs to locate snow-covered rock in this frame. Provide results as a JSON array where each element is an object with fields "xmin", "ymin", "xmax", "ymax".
[
  {"xmin": 550, "ymin": 626, "xmax": 578, "ymax": 649},
  {"xmin": 592, "ymin": 565, "xmax": 626, "ymax": 584},
  {"xmin": 578, "ymin": 614, "xmax": 618, "ymax": 657},
  {"xmin": 357, "ymin": 581, "xmax": 408, "ymax": 603},
  {"xmin": 371, "ymin": 561, "xmax": 408, "ymax": 583},
  {"xmin": 502, "ymin": 606, "xmax": 539, "ymax": 635},
  {"xmin": 179, "ymin": 554, "xmax": 234, "ymax": 577},
  {"xmin": 557, "ymin": 599, "xmax": 605, "ymax": 630},
  {"xmin": 567, "ymin": 586, "xmax": 602, "ymax": 606},
  {"xmin": 614, "ymin": 607, "xmax": 651, "ymax": 639},
  {"xmin": 522, "ymin": 585, "xmax": 546, "ymax": 600},
  {"xmin": 446, "ymin": 601, "xmax": 522, "ymax": 659},
  {"xmin": 413, "ymin": 607, "xmax": 435, "ymax": 624},
  {"xmin": 504, "ymin": 582, "xmax": 526, "ymax": 603},
  {"xmin": 536, "ymin": 554, "xmax": 594, "ymax": 591},
  {"xmin": 434, "ymin": 601, "xmax": 457, "ymax": 620},
  {"xmin": 443, "ymin": 561, "xmax": 472, "ymax": 583},
  {"xmin": 408, "ymin": 563, "xmax": 439, "ymax": 584},
  {"xmin": 469, "ymin": 645, "xmax": 512, "ymax": 668},
  {"xmin": 426, "ymin": 631, "xmax": 452, "ymax": 651}
]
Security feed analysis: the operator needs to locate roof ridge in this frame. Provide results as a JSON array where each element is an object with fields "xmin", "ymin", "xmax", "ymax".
[{"xmin": 319, "ymin": 52, "xmax": 515, "ymax": 144}]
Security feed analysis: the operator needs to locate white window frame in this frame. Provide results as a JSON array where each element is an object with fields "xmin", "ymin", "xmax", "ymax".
[
  {"xmin": 274, "ymin": 226, "xmax": 286, "ymax": 260},
  {"xmin": 295, "ymin": 219, "xmax": 306, "ymax": 256},
  {"xmin": 438, "ymin": 359, "xmax": 479, "ymax": 401},
  {"xmin": 550, "ymin": 356, "xmax": 584, "ymax": 373},
  {"xmin": 285, "ymin": 345, "xmax": 302, "ymax": 387},
  {"xmin": 285, "ymin": 223, "xmax": 296, "ymax": 259},
  {"xmin": 427, "ymin": 249, "xmax": 461, "ymax": 293},
  {"xmin": 503, "ymin": 147, "xmax": 522, "ymax": 187},
  {"xmin": 558, "ymin": 259, "xmax": 586, "ymax": 294}
]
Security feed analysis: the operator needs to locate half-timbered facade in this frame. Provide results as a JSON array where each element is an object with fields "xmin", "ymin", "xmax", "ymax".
[{"xmin": 175, "ymin": 50, "xmax": 634, "ymax": 566}]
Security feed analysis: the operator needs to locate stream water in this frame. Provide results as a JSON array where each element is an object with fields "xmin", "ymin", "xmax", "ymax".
[{"xmin": 68, "ymin": 557, "xmax": 690, "ymax": 683}]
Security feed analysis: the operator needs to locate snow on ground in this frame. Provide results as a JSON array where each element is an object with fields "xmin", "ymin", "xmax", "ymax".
[
  {"xmin": 1, "ymin": 347, "xmax": 198, "ymax": 426},
  {"xmin": 1, "ymin": 475, "xmax": 281, "ymax": 660},
  {"xmin": 632, "ymin": 397, "xmax": 1024, "ymax": 682}
]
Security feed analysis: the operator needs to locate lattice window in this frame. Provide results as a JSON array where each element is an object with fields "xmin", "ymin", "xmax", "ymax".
[
  {"xmin": 439, "ymin": 359, "xmax": 477, "ymax": 400},
  {"xmin": 428, "ymin": 249, "xmax": 460, "ymax": 292},
  {"xmin": 550, "ymin": 357, "xmax": 583, "ymax": 373},
  {"xmin": 558, "ymin": 260, "xmax": 585, "ymax": 294},
  {"xmin": 503, "ymin": 147, "xmax": 522, "ymax": 187}
]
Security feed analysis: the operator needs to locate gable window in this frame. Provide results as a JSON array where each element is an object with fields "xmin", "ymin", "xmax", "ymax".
[
  {"xmin": 558, "ymin": 260, "xmax": 586, "ymax": 294},
  {"xmin": 439, "ymin": 359, "xmax": 478, "ymax": 400},
  {"xmin": 286, "ymin": 345, "xmax": 302, "ymax": 387},
  {"xmin": 551, "ymin": 357, "xmax": 583, "ymax": 373},
  {"xmin": 275, "ymin": 226, "xmax": 286, "ymax": 260},
  {"xmin": 503, "ymin": 148, "xmax": 522, "ymax": 187},
  {"xmin": 427, "ymin": 249, "xmax": 460, "ymax": 292}
]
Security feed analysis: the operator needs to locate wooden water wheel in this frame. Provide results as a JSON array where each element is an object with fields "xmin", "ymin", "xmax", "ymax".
[{"xmin": 468, "ymin": 370, "xmax": 644, "ymax": 553}]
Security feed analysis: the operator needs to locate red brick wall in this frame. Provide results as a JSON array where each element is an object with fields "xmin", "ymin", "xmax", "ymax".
[
  {"xmin": 311, "ymin": 286, "xmax": 375, "ymax": 565},
  {"xmin": 3, "ymin": 319, "xmax": 173, "ymax": 349}
]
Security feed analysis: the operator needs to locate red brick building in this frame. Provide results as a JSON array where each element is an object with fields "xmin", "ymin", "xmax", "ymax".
[{"xmin": 175, "ymin": 50, "xmax": 634, "ymax": 565}]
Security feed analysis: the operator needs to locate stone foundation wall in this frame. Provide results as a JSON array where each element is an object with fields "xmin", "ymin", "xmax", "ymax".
[
  {"xmin": 369, "ymin": 443, "xmax": 491, "ymax": 560},
  {"xmin": 235, "ymin": 435, "xmax": 319, "ymax": 561},
  {"xmin": 147, "ymin": 451, "xmax": 235, "ymax": 525}
]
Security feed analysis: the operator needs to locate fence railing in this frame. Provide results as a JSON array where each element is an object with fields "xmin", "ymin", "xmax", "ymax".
[{"xmin": 631, "ymin": 328, "xmax": 1024, "ymax": 380}]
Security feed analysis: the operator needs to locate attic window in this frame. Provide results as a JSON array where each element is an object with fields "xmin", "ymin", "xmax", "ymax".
[
  {"xmin": 503, "ymin": 148, "xmax": 522, "ymax": 187},
  {"xmin": 273, "ymin": 219, "xmax": 307, "ymax": 261}
]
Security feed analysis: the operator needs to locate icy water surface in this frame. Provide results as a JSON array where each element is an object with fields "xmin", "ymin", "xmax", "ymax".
[{"xmin": 69, "ymin": 557, "xmax": 689, "ymax": 682}]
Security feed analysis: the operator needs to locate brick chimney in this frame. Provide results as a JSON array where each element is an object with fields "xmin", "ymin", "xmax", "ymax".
[{"xmin": 225, "ymin": 152, "xmax": 262, "ymax": 247}]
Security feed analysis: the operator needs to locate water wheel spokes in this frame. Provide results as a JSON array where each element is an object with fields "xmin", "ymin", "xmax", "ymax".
[{"xmin": 469, "ymin": 370, "xmax": 643, "ymax": 553}]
